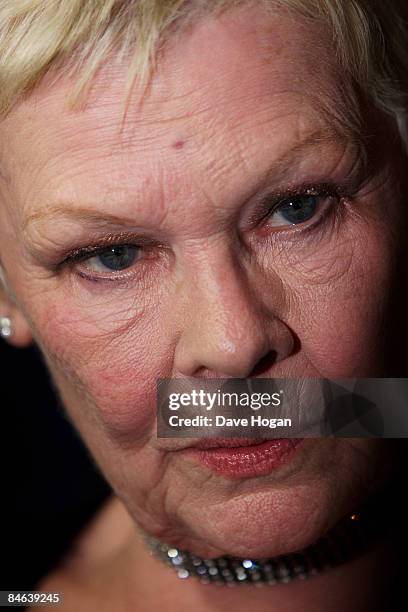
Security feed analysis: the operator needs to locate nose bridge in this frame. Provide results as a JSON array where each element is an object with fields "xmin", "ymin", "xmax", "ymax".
[{"xmin": 173, "ymin": 239, "xmax": 292, "ymax": 377}]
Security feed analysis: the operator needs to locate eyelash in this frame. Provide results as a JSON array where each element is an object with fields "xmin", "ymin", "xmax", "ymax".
[
  {"xmin": 59, "ymin": 182, "xmax": 347, "ymax": 283},
  {"xmin": 259, "ymin": 182, "xmax": 342, "ymax": 222}
]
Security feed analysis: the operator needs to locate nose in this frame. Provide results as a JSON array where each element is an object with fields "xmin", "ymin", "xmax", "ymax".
[{"xmin": 173, "ymin": 246, "xmax": 295, "ymax": 378}]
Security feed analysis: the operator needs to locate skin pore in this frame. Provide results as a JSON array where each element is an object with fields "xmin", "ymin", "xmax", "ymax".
[{"xmin": 0, "ymin": 4, "xmax": 407, "ymax": 611}]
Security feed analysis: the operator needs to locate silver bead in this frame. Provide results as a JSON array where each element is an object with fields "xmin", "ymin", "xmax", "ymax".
[
  {"xmin": 177, "ymin": 569, "xmax": 189, "ymax": 579},
  {"xmin": 167, "ymin": 548, "xmax": 178, "ymax": 559}
]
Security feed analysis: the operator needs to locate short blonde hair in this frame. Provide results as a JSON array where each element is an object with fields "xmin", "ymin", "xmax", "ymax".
[{"xmin": 0, "ymin": 0, "xmax": 407, "ymax": 121}]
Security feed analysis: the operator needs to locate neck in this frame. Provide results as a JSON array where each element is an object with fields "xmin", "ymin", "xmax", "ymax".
[
  {"xmin": 79, "ymin": 493, "xmax": 400, "ymax": 612},
  {"xmin": 121, "ymin": 528, "xmax": 395, "ymax": 612}
]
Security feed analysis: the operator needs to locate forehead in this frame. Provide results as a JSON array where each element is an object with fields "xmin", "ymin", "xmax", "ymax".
[{"xmin": 0, "ymin": 5, "xmax": 356, "ymax": 225}]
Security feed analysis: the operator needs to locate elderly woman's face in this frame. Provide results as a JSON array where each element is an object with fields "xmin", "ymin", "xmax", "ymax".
[{"xmin": 0, "ymin": 6, "xmax": 405, "ymax": 558}]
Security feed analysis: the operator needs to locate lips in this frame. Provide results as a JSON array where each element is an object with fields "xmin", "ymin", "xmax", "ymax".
[{"xmin": 181, "ymin": 438, "xmax": 304, "ymax": 479}]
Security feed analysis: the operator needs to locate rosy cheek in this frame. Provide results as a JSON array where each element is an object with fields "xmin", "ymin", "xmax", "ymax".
[
  {"xmin": 34, "ymin": 295, "xmax": 167, "ymax": 441},
  {"xmin": 81, "ymin": 361, "xmax": 159, "ymax": 440}
]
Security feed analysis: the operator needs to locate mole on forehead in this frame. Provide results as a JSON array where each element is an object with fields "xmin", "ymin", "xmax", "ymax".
[{"xmin": 172, "ymin": 140, "xmax": 186, "ymax": 150}]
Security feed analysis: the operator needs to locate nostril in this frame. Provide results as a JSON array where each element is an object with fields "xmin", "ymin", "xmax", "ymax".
[
  {"xmin": 249, "ymin": 330, "xmax": 300, "ymax": 376},
  {"xmin": 249, "ymin": 350, "xmax": 278, "ymax": 376}
]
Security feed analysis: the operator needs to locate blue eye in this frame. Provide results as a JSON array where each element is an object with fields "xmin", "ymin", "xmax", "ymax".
[
  {"xmin": 87, "ymin": 245, "xmax": 140, "ymax": 272},
  {"xmin": 269, "ymin": 194, "xmax": 319, "ymax": 227}
]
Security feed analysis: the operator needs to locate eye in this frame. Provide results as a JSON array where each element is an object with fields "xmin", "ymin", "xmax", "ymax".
[
  {"xmin": 268, "ymin": 194, "xmax": 322, "ymax": 227},
  {"xmin": 81, "ymin": 245, "xmax": 141, "ymax": 273}
]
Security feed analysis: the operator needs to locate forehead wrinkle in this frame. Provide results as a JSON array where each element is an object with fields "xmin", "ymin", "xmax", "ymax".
[
  {"xmin": 17, "ymin": 85, "xmax": 367, "ymax": 244},
  {"xmin": 21, "ymin": 158, "xmax": 173, "ymax": 235},
  {"xmin": 13, "ymin": 5, "xmax": 355, "ymax": 150},
  {"xmin": 3, "ymin": 15, "xmax": 365, "ymax": 175},
  {"xmin": 1, "ymin": 5, "xmax": 370, "ymax": 244},
  {"xmin": 21, "ymin": 126, "xmax": 357, "ymax": 242}
]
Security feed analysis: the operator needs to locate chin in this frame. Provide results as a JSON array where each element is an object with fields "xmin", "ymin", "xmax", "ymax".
[
  {"xmin": 172, "ymin": 483, "xmax": 340, "ymax": 559},
  {"xmin": 152, "ymin": 439, "xmax": 391, "ymax": 560}
]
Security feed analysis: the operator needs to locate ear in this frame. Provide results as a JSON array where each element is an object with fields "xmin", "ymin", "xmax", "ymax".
[{"xmin": 0, "ymin": 269, "xmax": 33, "ymax": 348}]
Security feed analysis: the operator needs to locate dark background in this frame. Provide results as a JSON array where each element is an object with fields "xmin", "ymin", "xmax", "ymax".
[{"xmin": 1, "ymin": 340, "xmax": 110, "ymax": 591}]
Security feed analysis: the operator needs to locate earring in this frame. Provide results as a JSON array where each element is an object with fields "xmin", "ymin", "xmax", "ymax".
[{"xmin": 0, "ymin": 316, "xmax": 13, "ymax": 339}]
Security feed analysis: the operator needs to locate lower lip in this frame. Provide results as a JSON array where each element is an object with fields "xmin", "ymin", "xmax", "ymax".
[{"xmin": 183, "ymin": 438, "xmax": 304, "ymax": 479}]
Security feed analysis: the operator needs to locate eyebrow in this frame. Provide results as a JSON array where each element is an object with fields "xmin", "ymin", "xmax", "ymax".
[
  {"xmin": 22, "ymin": 128, "xmax": 362, "ymax": 231},
  {"xmin": 24, "ymin": 207, "xmax": 141, "ymax": 231}
]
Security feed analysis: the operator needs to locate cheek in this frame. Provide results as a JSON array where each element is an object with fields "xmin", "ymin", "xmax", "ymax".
[
  {"xmin": 33, "ymin": 291, "xmax": 175, "ymax": 441},
  {"xmin": 272, "ymin": 211, "xmax": 398, "ymax": 376}
]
